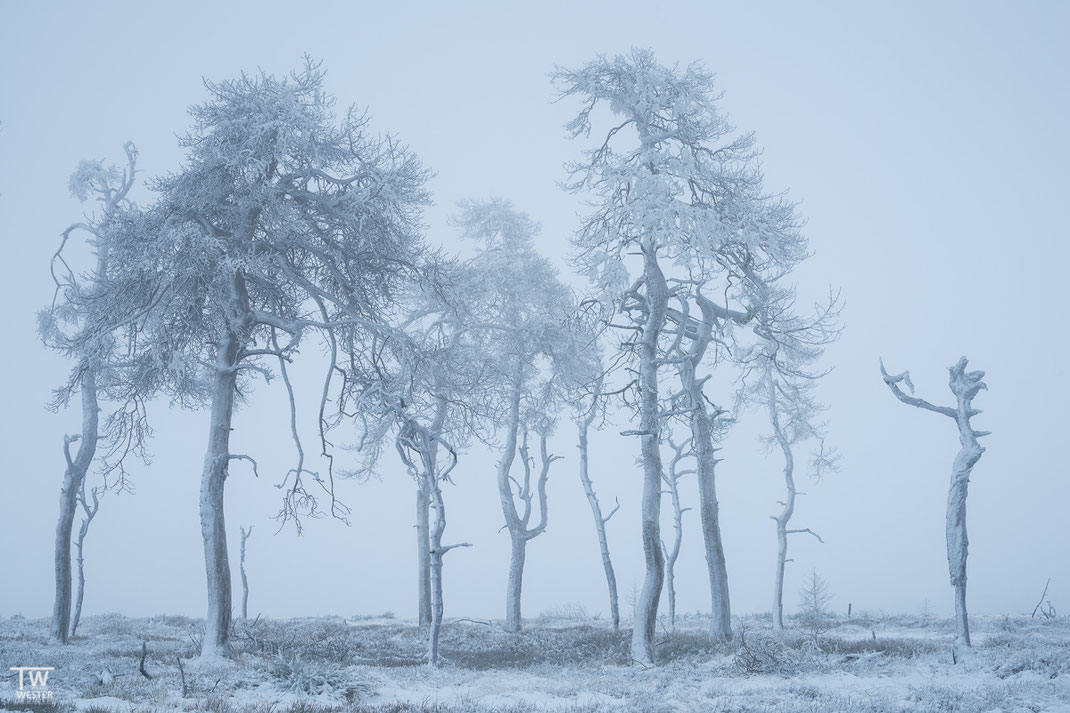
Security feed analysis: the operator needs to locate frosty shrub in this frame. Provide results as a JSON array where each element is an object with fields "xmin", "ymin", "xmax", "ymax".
[{"xmin": 271, "ymin": 651, "xmax": 368, "ymax": 700}]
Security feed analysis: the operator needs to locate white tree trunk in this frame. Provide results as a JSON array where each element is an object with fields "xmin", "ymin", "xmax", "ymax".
[
  {"xmin": 577, "ymin": 417, "xmax": 620, "ymax": 630},
  {"xmin": 661, "ymin": 443, "xmax": 687, "ymax": 633},
  {"xmin": 881, "ymin": 357, "xmax": 987, "ymax": 650},
  {"xmin": 505, "ymin": 535, "xmax": 527, "ymax": 633},
  {"xmin": 52, "ymin": 366, "xmax": 99, "ymax": 644},
  {"xmin": 70, "ymin": 485, "xmax": 99, "ymax": 639},
  {"xmin": 239, "ymin": 526, "xmax": 252, "ymax": 620},
  {"xmin": 674, "ymin": 294, "xmax": 733, "ymax": 643},
  {"xmin": 496, "ymin": 379, "xmax": 555, "ymax": 634},
  {"xmin": 199, "ymin": 332, "xmax": 239, "ymax": 658},
  {"xmin": 416, "ymin": 483, "xmax": 432, "ymax": 626},
  {"xmin": 692, "ymin": 402, "xmax": 732, "ymax": 642},
  {"xmin": 631, "ymin": 251, "xmax": 668, "ymax": 665}
]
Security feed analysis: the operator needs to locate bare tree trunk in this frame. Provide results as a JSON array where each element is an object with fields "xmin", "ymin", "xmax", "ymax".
[
  {"xmin": 947, "ymin": 432, "xmax": 978, "ymax": 648},
  {"xmin": 52, "ymin": 366, "xmax": 99, "ymax": 644},
  {"xmin": 70, "ymin": 484, "xmax": 100, "ymax": 638},
  {"xmin": 672, "ymin": 293, "xmax": 734, "ymax": 643},
  {"xmin": 693, "ymin": 404, "xmax": 732, "ymax": 642},
  {"xmin": 424, "ymin": 397, "xmax": 470, "ymax": 667},
  {"xmin": 577, "ymin": 415, "xmax": 620, "ymax": 630},
  {"xmin": 661, "ymin": 439, "xmax": 689, "ymax": 633},
  {"xmin": 631, "ymin": 251, "xmax": 668, "ymax": 665},
  {"xmin": 200, "ymin": 331, "xmax": 240, "ymax": 658},
  {"xmin": 496, "ymin": 381, "xmax": 525, "ymax": 632},
  {"xmin": 505, "ymin": 535, "xmax": 527, "ymax": 633},
  {"xmin": 771, "ymin": 450, "xmax": 794, "ymax": 631},
  {"xmin": 416, "ymin": 483, "xmax": 432, "ymax": 626},
  {"xmin": 239, "ymin": 526, "xmax": 252, "ymax": 620},
  {"xmin": 427, "ymin": 474, "xmax": 447, "ymax": 666},
  {"xmin": 497, "ymin": 381, "xmax": 556, "ymax": 634}
]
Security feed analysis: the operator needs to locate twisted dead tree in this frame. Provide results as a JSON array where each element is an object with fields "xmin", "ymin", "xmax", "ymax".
[{"xmin": 880, "ymin": 357, "xmax": 989, "ymax": 648}]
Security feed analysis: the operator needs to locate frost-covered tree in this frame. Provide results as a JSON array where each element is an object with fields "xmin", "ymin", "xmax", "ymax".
[
  {"xmin": 554, "ymin": 50, "xmax": 810, "ymax": 659},
  {"xmin": 40, "ymin": 143, "xmax": 150, "ymax": 644},
  {"xmin": 77, "ymin": 61, "xmax": 429, "ymax": 657},
  {"xmin": 453, "ymin": 199, "xmax": 581, "ymax": 633},
  {"xmin": 737, "ymin": 287, "xmax": 841, "ymax": 632},
  {"xmin": 880, "ymin": 357, "xmax": 989, "ymax": 648}
]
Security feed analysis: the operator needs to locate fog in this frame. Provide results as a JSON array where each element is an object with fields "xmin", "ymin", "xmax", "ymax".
[{"xmin": 1, "ymin": 0, "xmax": 1067, "ymax": 630}]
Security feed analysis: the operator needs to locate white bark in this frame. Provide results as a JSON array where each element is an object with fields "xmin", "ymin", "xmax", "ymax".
[
  {"xmin": 52, "ymin": 368, "xmax": 99, "ymax": 644},
  {"xmin": 70, "ymin": 482, "xmax": 100, "ymax": 638},
  {"xmin": 199, "ymin": 327, "xmax": 240, "ymax": 658},
  {"xmin": 416, "ymin": 483, "xmax": 432, "ymax": 626},
  {"xmin": 671, "ymin": 293, "xmax": 736, "ymax": 642},
  {"xmin": 881, "ymin": 357, "xmax": 988, "ymax": 649},
  {"xmin": 577, "ymin": 406, "xmax": 621, "ymax": 631},
  {"xmin": 661, "ymin": 438, "xmax": 691, "ymax": 632},
  {"xmin": 497, "ymin": 380, "xmax": 557, "ymax": 633},
  {"xmin": 239, "ymin": 526, "xmax": 252, "ymax": 620},
  {"xmin": 631, "ymin": 250, "xmax": 668, "ymax": 665}
]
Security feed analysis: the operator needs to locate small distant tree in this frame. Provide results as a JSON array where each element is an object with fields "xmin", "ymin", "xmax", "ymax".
[
  {"xmin": 797, "ymin": 569, "xmax": 833, "ymax": 645},
  {"xmin": 880, "ymin": 357, "xmax": 989, "ymax": 648}
]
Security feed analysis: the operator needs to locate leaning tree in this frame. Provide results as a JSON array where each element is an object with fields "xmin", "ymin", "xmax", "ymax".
[
  {"xmin": 40, "ymin": 143, "xmax": 151, "ymax": 643},
  {"xmin": 78, "ymin": 61, "xmax": 430, "ymax": 657},
  {"xmin": 554, "ymin": 49, "xmax": 813, "ymax": 658},
  {"xmin": 880, "ymin": 357, "xmax": 988, "ymax": 648}
]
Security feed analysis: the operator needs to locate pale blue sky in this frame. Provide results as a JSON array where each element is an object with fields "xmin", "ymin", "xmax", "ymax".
[{"xmin": 1, "ymin": 1, "xmax": 1067, "ymax": 623}]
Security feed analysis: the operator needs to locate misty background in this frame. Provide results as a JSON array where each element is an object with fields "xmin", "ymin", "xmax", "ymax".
[{"xmin": 1, "ymin": 1, "xmax": 1067, "ymax": 623}]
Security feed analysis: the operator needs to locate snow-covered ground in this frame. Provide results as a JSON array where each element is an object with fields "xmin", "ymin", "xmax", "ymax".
[{"xmin": 2, "ymin": 612, "xmax": 1068, "ymax": 712}]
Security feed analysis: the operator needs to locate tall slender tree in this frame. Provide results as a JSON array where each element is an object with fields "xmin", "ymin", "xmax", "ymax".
[
  {"xmin": 40, "ymin": 143, "xmax": 150, "ymax": 644},
  {"xmin": 574, "ymin": 374, "xmax": 622, "ymax": 631},
  {"xmin": 453, "ymin": 199, "xmax": 581, "ymax": 633},
  {"xmin": 737, "ymin": 286, "xmax": 841, "ymax": 632},
  {"xmin": 555, "ymin": 50, "xmax": 811, "ymax": 658}
]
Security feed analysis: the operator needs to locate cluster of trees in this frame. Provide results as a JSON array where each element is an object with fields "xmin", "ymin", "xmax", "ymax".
[{"xmin": 41, "ymin": 50, "xmax": 987, "ymax": 667}]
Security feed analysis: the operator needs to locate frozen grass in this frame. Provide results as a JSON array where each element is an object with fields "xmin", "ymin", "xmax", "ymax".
[{"xmin": 1, "ymin": 613, "xmax": 1069, "ymax": 712}]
